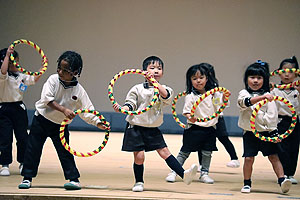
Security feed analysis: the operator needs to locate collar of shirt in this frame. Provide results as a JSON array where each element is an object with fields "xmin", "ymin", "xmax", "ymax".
[{"xmin": 59, "ymin": 77, "xmax": 78, "ymax": 89}]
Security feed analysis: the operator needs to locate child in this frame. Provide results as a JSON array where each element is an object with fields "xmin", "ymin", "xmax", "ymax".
[
  {"xmin": 0, "ymin": 46, "xmax": 41, "ymax": 176},
  {"xmin": 166, "ymin": 63, "xmax": 228, "ymax": 184},
  {"xmin": 271, "ymin": 56, "xmax": 300, "ymax": 184},
  {"xmin": 113, "ymin": 56, "xmax": 197, "ymax": 192},
  {"xmin": 197, "ymin": 64, "xmax": 239, "ymax": 169},
  {"xmin": 237, "ymin": 60, "xmax": 291, "ymax": 193},
  {"xmin": 18, "ymin": 51, "xmax": 107, "ymax": 190}
]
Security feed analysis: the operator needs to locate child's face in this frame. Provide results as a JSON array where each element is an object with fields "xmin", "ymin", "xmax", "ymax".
[
  {"xmin": 279, "ymin": 63, "xmax": 297, "ymax": 84},
  {"xmin": 8, "ymin": 57, "xmax": 18, "ymax": 72},
  {"xmin": 57, "ymin": 60, "xmax": 75, "ymax": 81},
  {"xmin": 247, "ymin": 75, "xmax": 263, "ymax": 91},
  {"xmin": 191, "ymin": 70, "xmax": 207, "ymax": 93},
  {"xmin": 146, "ymin": 61, "xmax": 163, "ymax": 82}
]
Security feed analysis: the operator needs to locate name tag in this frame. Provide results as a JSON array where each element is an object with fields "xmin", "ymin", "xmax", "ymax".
[
  {"xmin": 212, "ymin": 97, "xmax": 221, "ymax": 105},
  {"xmin": 19, "ymin": 82, "xmax": 28, "ymax": 92}
]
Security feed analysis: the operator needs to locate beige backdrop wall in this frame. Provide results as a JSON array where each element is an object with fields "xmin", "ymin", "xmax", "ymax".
[{"xmin": 1, "ymin": 0, "xmax": 299, "ymax": 116}]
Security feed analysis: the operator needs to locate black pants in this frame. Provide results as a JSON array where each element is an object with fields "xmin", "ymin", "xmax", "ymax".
[
  {"xmin": 277, "ymin": 116, "xmax": 300, "ymax": 176},
  {"xmin": 21, "ymin": 114, "xmax": 80, "ymax": 180},
  {"xmin": 216, "ymin": 117, "xmax": 238, "ymax": 160},
  {"xmin": 0, "ymin": 101, "xmax": 28, "ymax": 165}
]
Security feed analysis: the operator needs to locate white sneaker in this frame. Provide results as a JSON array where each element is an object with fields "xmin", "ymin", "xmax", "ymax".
[
  {"xmin": 19, "ymin": 163, "xmax": 23, "ymax": 174},
  {"xmin": 199, "ymin": 171, "xmax": 214, "ymax": 184},
  {"xmin": 0, "ymin": 167, "xmax": 10, "ymax": 176},
  {"xmin": 241, "ymin": 185, "xmax": 251, "ymax": 193},
  {"xmin": 64, "ymin": 181, "xmax": 81, "ymax": 190},
  {"xmin": 280, "ymin": 178, "xmax": 292, "ymax": 193},
  {"xmin": 226, "ymin": 160, "xmax": 240, "ymax": 168},
  {"xmin": 132, "ymin": 182, "xmax": 144, "ymax": 192},
  {"xmin": 183, "ymin": 164, "xmax": 197, "ymax": 185},
  {"xmin": 165, "ymin": 171, "xmax": 176, "ymax": 182},
  {"xmin": 18, "ymin": 180, "xmax": 31, "ymax": 189},
  {"xmin": 287, "ymin": 176, "xmax": 298, "ymax": 184}
]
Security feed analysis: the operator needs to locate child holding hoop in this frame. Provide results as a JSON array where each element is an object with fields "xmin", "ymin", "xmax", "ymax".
[
  {"xmin": 197, "ymin": 64, "xmax": 239, "ymax": 169},
  {"xmin": 113, "ymin": 56, "xmax": 197, "ymax": 192},
  {"xmin": 166, "ymin": 63, "xmax": 228, "ymax": 184},
  {"xmin": 271, "ymin": 56, "xmax": 300, "ymax": 184},
  {"xmin": 18, "ymin": 51, "xmax": 107, "ymax": 190},
  {"xmin": 0, "ymin": 46, "xmax": 42, "ymax": 176},
  {"xmin": 237, "ymin": 60, "xmax": 291, "ymax": 193}
]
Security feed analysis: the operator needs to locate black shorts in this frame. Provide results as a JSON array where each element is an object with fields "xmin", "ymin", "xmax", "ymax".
[
  {"xmin": 242, "ymin": 131, "xmax": 279, "ymax": 157},
  {"xmin": 121, "ymin": 123, "xmax": 167, "ymax": 152},
  {"xmin": 180, "ymin": 125, "xmax": 217, "ymax": 152}
]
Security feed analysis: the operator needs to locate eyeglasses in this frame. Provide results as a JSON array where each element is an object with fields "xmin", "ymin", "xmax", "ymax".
[{"xmin": 57, "ymin": 65, "xmax": 73, "ymax": 75}]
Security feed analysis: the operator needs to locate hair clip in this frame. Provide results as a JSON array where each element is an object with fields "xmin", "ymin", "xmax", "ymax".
[{"xmin": 256, "ymin": 60, "xmax": 265, "ymax": 66}]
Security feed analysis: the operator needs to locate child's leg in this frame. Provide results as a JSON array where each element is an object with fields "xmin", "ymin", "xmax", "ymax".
[
  {"xmin": 177, "ymin": 150, "xmax": 191, "ymax": 166},
  {"xmin": 199, "ymin": 150, "xmax": 214, "ymax": 184},
  {"xmin": 133, "ymin": 151, "xmax": 145, "ymax": 183},
  {"xmin": 21, "ymin": 116, "xmax": 48, "ymax": 180},
  {"xmin": 157, "ymin": 147, "xmax": 184, "ymax": 178},
  {"xmin": 13, "ymin": 106, "xmax": 28, "ymax": 165},
  {"xmin": 243, "ymin": 156, "xmax": 254, "ymax": 180},
  {"xmin": 217, "ymin": 136, "xmax": 238, "ymax": 160},
  {"xmin": 268, "ymin": 154, "xmax": 292, "ymax": 193},
  {"xmin": 51, "ymin": 127, "xmax": 80, "ymax": 181},
  {"xmin": 268, "ymin": 154, "xmax": 284, "ymax": 178},
  {"xmin": 201, "ymin": 150, "xmax": 212, "ymax": 172},
  {"xmin": 0, "ymin": 114, "xmax": 13, "ymax": 167}
]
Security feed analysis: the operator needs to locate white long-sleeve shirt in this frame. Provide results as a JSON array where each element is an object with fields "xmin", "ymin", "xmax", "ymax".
[
  {"xmin": 125, "ymin": 83, "xmax": 173, "ymax": 127},
  {"xmin": 271, "ymin": 88, "xmax": 300, "ymax": 117},
  {"xmin": 183, "ymin": 91, "xmax": 224, "ymax": 128},
  {"xmin": 35, "ymin": 74, "xmax": 101, "ymax": 126},
  {"xmin": 0, "ymin": 72, "xmax": 35, "ymax": 103},
  {"xmin": 237, "ymin": 89, "xmax": 278, "ymax": 132}
]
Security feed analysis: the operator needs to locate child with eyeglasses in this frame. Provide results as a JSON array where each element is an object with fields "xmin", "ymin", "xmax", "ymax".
[{"xmin": 18, "ymin": 51, "xmax": 107, "ymax": 190}]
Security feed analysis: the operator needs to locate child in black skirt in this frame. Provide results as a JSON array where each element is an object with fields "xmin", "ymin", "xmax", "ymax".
[
  {"xmin": 165, "ymin": 63, "xmax": 228, "ymax": 184},
  {"xmin": 113, "ymin": 56, "xmax": 197, "ymax": 192}
]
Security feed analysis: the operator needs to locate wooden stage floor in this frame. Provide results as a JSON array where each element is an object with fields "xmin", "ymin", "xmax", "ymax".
[{"xmin": 0, "ymin": 131, "xmax": 299, "ymax": 200}]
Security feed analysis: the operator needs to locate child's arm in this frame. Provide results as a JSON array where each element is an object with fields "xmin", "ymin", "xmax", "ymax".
[
  {"xmin": 248, "ymin": 93, "xmax": 274, "ymax": 105},
  {"xmin": 1, "ymin": 46, "xmax": 13, "ymax": 75},
  {"xmin": 112, "ymin": 104, "xmax": 130, "ymax": 112},
  {"xmin": 183, "ymin": 113, "xmax": 197, "ymax": 123},
  {"xmin": 47, "ymin": 101, "xmax": 76, "ymax": 120}
]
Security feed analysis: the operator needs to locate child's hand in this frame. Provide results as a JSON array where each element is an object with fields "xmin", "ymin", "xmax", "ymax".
[
  {"xmin": 223, "ymin": 91, "xmax": 231, "ymax": 101},
  {"xmin": 63, "ymin": 108, "xmax": 76, "ymax": 120},
  {"xmin": 6, "ymin": 46, "xmax": 14, "ymax": 57},
  {"xmin": 187, "ymin": 115, "xmax": 197, "ymax": 123},
  {"xmin": 294, "ymin": 85, "xmax": 300, "ymax": 93},
  {"xmin": 263, "ymin": 93, "xmax": 274, "ymax": 102},
  {"xmin": 97, "ymin": 123, "xmax": 109, "ymax": 131},
  {"xmin": 145, "ymin": 72, "xmax": 154, "ymax": 81},
  {"xmin": 112, "ymin": 104, "xmax": 121, "ymax": 112}
]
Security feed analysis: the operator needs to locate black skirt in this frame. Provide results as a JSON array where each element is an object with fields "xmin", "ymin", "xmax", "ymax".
[{"xmin": 180, "ymin": 124, "xmax": 217, "ymax": 152}]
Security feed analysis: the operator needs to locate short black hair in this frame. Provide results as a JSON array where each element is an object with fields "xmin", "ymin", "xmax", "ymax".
[
  {"xmin": 279, "ymin": 56, "xmax": 299, "ymax": 70},
  {"xmin": 243, "ymin": 61, "xmax": 270, "ymax": 93},
  {"xmin": 57, "ymin": 51, "xmax": 83, "ymax": 76},
  {"xmin": 142, "ymin": 56, "xmax": 164, "ymax": 71},
  {"xmin": 186, "ymin": 63, "xmax": 219, "ymax": 94},
  {"xmin": 0, "ymin": 48, "xmax": 19, "ymax": 65}
]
